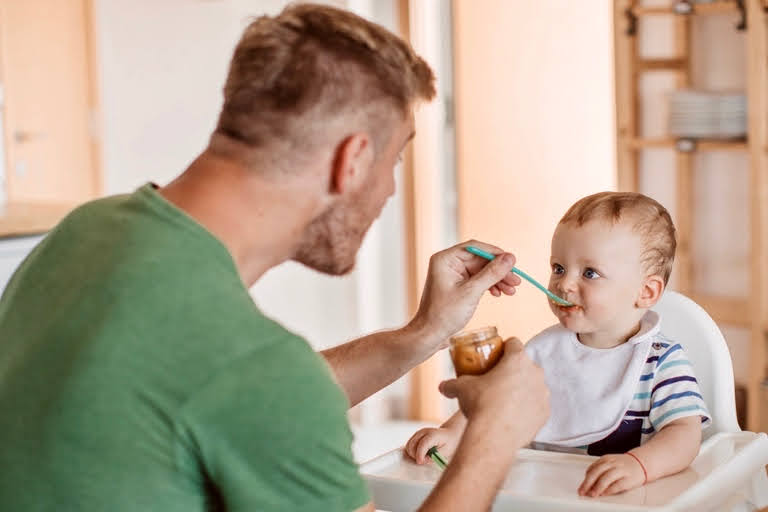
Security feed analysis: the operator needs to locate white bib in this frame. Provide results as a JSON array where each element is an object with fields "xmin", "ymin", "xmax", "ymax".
[{"xmin": 525, "ymin": 311, "xmax": 659, "ymax": 447}]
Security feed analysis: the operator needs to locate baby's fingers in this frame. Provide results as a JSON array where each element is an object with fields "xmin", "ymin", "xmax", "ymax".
[
  {"xmin": 590, "ymin": 469, "xmax": 623, "ymax": 497},
  {"xmin": 415, "ymin": 433, "xmax": 443, "ymax": 465},
  {"xmin": 603, "ymin": 477, "xmax": 631, "ymax": 496},
  {"xmin": 579, "ymin": 461, "xmax": 611, "ymax": 496},
  {"xmin": 405, "ymin": 430, "xmax": 430, "ymax": 461}
]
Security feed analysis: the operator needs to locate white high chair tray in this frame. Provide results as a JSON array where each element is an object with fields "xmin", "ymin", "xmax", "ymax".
[{"xmin": 361, "ymin": 432, "xmax": 768, "ymax": 511}]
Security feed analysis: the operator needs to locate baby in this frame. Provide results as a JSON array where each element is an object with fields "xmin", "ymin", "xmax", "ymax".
[{"xmin": 405, "ymin": 192, "xmax": 710, "ymax": 497}]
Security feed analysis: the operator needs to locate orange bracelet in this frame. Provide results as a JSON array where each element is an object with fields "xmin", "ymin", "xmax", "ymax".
[{"xmin": 626, "ymin": 452, "xmax": 648, "ymax": 484}]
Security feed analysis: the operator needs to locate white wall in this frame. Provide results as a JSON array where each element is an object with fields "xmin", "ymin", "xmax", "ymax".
[
  {"xmin": 92, "ymin": 1, "xmax": 409, "ymax": 403},
  {"xmin": 453, "ymin": 0, "xmax": 617, "ymax": 344}
]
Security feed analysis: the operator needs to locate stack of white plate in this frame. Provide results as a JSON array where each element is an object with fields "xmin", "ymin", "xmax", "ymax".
[{"xmin": 669, "ymin": 90, "xmax": 747, "ymax": 139}]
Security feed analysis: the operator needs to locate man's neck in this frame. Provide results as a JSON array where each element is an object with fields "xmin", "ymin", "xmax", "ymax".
[{"xmin": 158, "ymin": 151, "xmax": 324, "ymax": 287}]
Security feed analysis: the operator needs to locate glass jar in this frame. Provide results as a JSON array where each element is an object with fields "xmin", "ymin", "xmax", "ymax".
[{"xmin": 449, "ymin": 326, "xmax": 504, "ymax": 377}]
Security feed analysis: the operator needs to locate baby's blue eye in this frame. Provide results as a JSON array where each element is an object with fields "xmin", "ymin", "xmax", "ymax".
[
  {"xmin": 552, "ymin": 264, "xmax": 565, "ymax": 275},
  {"xmin": 583, "ymin": 268, "xmax": 601, "ymax": 279}
]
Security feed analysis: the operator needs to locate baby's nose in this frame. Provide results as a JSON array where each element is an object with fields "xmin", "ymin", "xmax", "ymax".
[{"xmin": 561, "ymin": 274, "xmax": 579, "ymax": 293}]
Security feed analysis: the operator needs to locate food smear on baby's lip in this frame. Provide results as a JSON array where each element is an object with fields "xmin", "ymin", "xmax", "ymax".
[{"xmin": 553, "ymin": 300, "xmax": 581, "ymax": 311}]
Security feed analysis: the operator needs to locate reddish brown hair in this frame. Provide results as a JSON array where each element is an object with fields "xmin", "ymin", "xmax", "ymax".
[
  {"xmin": 214, "ymin": 3, "xmax": 435, "ymax": 157},
  {"xmin": 559, "ymin": 192, "xmax": 677, "ymax": 284}
]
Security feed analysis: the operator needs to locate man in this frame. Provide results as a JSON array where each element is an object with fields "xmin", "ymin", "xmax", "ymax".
[{"xmin": 0, "ymin": 4, "xmax": 548, "ymax": 511}]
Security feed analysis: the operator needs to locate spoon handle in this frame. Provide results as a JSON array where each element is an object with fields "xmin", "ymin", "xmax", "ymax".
[{"xmin": 464, "ymin": 246, "xmax": 573, "ymax": 306}]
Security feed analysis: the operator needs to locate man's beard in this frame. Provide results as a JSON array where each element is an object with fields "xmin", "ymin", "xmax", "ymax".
[{"xmin": 293, "ymin": 196, "xmax": 374, "ymax": 276}]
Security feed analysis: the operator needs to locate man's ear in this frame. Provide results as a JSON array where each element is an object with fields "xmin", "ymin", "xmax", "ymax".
[
  {"xmin": 330, "ymin": 133, "xmax": 372, "ymax": 195},
  {"xmin": 636, "ymin": 274, "xmax": 665, "ymax": 309}
]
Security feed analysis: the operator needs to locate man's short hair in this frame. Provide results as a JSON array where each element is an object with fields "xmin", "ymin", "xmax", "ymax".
[
  {"xmin": 559, "ymin": 192, "xmax": 677, "ymax": 285},
  {"xmin": 214, "ymin": 3, "xmax": 435, "ymax": 157}
]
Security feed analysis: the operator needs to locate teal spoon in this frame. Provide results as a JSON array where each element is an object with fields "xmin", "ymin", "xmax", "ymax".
[{"xmin": 465, "ymin": 246, "xmax": 574, "ymax": 306}]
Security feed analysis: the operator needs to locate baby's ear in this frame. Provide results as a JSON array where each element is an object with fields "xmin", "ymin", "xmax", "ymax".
[{"xmin": 636, "ymin": 275, "xmax": 664, "ymax": 309}]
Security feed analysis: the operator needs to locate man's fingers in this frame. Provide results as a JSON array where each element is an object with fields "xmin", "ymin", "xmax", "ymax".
[
  {"xmin": 465, "ymin": 252, "xmax": 516, "ymax": 295},
  {"xmin": 439, "ymin": 375, "xmax": 478, "ymax": 400},
  {"xmin": 503, "ymin": 337, "xmax": 524, "ymax": 353},
  {"xmin": 501, "ymin": 272, "xmax": 522, "ymax": 287},
  {"xmin": 488, "ymin": 339, "xmax": 525, "ymax": 373},
  {"xmin": 497, "ymin": 282, "xmax": 517, "ymax": 295},
  {"xmin": 439, "ymin": 378, "xmax": 460, "ymax": 399},
  {"xmin": 456, "ymin": 240, "xmax": 506, "ymax": 260}
]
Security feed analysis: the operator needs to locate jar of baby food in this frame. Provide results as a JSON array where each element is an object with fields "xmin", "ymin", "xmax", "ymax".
[{"xmin": 449, "ymin": 326, "xmax": 504, "ymax": 377}]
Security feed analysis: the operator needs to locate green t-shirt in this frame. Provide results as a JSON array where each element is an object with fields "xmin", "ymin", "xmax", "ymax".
[{"xmin": 0, "ymin": 184, "xmax": 369, "ymax": 511}]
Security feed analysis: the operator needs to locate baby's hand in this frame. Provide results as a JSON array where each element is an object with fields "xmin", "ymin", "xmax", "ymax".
[
  {"xmin": 404, "ymin": 427, "xmax": 461, "ymax": 465},
  {"xmin": 578, "ymin": 453, "xmax": 646, "ymax": 497}
]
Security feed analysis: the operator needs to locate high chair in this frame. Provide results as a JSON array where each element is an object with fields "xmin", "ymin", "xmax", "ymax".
[
  {"xmin": 362, "ymin": 290, "xmax": 768, "ymax": 511},
  {"xmin": 650, "ymin": 290, "xmax": 741, "ymax": 437},
  {"xmin": 652, "ymin": 290, "xmax": 768, "ymax": 507}
]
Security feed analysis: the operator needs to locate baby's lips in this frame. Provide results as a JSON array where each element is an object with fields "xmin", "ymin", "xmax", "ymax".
[{"xmin": 551, "ymin": 297, "xmax": 580, "ymax": 309}]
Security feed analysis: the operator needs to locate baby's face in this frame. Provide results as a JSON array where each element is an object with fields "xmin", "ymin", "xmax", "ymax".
[{"xmin": 547, "ymin": 219, "xmax": 647, "ymax": 334}]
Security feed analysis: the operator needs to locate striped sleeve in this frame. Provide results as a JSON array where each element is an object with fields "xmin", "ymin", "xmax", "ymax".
[{"xmin": 648, "ymin": 343, "xmax": 711, "ymax": 431}]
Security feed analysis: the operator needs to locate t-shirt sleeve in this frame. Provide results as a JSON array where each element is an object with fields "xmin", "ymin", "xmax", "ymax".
[
  {"xmin": 648, "ymin": 343, "xmax": 711, "ymax": 432},
  {"xmin": 177, "ymin": 338, "xmax": 370, "ymax": 512}
]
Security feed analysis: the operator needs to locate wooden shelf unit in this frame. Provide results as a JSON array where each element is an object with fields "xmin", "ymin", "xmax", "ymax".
[
  {"xmin": 630, "ymin": 137, "xmax": 749, "ymax": 150},
  {"xmin": 613, "ymin": 0, "xmax": 768, "ymax": 431},
  {"xmin": 633, "ymin": 2, "xmax": 741, "ymax": 16}
]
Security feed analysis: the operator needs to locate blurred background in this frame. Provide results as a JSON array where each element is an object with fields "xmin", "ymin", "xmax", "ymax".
[{"xmin": 0, "ymin": 0, "xmax": 765, "ymax": 461}]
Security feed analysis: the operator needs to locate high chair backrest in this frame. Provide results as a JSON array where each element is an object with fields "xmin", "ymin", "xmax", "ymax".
[{"xmin": 651, "ymin": 290, "xmax": 741, "ymax": 437}]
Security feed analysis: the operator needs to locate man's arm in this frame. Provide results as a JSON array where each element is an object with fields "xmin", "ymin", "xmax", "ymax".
[
  {"xmin": 420, "ymin": 340, "xmax": 549, "ymax": 511},
  {"xmin": 352, "ymin": 414, "xmax": 519, "ymax": 512},
  {"xmin": 355, "ymin": 340, "xmax": 549, "ymax": 512},
  {"xmin": 321, "ymin": 321, "xmax": 439, "ymax": 407},
  {"xmin": 322, "ymin": 240, "xmax": 521, "ymax": 406}
]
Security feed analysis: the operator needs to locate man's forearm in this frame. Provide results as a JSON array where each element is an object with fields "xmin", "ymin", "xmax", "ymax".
[
  {"xmin": 321, "ymin": 320, "xmax": 442, "ymax": 407},
  {"xmin": 417, "ymin": 413, "xmax": 520, "ymax": 511}
]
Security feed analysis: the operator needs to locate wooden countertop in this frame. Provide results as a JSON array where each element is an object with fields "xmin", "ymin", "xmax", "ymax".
[{"xmin": 0, "ymin": 201, "xmax": 78, "ymax": 239}]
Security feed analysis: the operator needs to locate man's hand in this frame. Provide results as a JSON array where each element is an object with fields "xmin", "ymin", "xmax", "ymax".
[
  {"xmin": 439, "ymin": 339, "xmax": 549, "ymax": 447},
  {"xmin": 414, "ymin": 340, "xmax": 549, "ymax": 512},
  {"xmin": 320, "ymin": 240, "xmax": 520, "ymax": 407},
  {"xmin": 408, "ymin": 240, "xmax": 521, "ymax": 345}
]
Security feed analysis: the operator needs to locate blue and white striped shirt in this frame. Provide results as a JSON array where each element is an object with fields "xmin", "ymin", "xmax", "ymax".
[{"xmin": 600, "ymin": 335, "xmax": 711, "ymax": 453}]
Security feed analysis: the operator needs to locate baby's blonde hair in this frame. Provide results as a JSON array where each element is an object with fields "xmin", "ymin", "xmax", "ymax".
[{"xmin": 559, "ymin": 192, "xmax": 677, "ymax": 285}]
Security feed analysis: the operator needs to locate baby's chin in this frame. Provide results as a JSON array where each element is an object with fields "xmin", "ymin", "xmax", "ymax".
[{"xmin": 552, "ymin": 304, "xmax": 588, "ymax": 331}]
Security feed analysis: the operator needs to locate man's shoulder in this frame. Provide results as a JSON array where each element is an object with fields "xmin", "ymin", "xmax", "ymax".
[{"xmin": 178, "ymin": 330, "xmax": 349, "ymax": 437}]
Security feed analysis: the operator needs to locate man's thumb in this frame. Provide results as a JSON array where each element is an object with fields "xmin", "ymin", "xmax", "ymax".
[
  {"xmin": 439, "ymin": 378, "xmax": 460, "ymax": 398},
  {"xmin": 467, "ymin": 253, "xmax": 515, "ymax": 293},
  {"xmin": 439, "ymin": 376, "xmax": 476, "ymax": 398}
]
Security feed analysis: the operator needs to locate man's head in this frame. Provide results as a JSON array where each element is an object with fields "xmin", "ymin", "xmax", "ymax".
[
  {"xmin": 210, "ymin": 3, "xmax": 435, "ymax": 275},
  {"xmin": 547, "ymin": 192, "xmax": 676, "ymax": 335}
]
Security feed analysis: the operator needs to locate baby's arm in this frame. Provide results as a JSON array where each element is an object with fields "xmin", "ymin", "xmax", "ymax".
[
  {"xmin": 579, "ymin": 415, "xmax": 701, "ymax": 497},
  {"xmin": 405, "ymin": 411, "xmax": 468, "ymax": 464}
]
